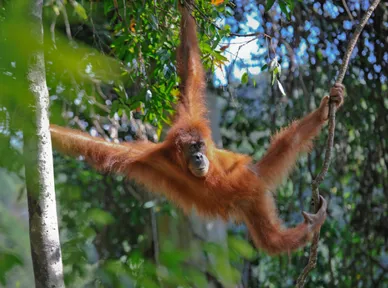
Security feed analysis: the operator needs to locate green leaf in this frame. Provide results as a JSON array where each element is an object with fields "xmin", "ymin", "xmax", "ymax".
[
  {"xmin": 199, "ymin": 42, "xmax": 213, "ymax": 53},
  {"xmin": 0, "ymin": 252, "xmax": 23, "ymax": 285},
  {"xmin": 228, "ymin": 236, "xmax": 257, "ymax": 260},
  {"xmin": 104, "ymin": 1, "xmax": 113, "ymax": 15},
  {"xmin": 214, "ymin": 52, "xmax": 228, "ymax": 62},
  {"xmin": 186, "ymin": 269, "xmax": 207, "ymax": 287},
  {"xmin": 87, "ymin": 208, "xmax": 115, "ymax": 226},
  {"xmin": 72, "ymin": 2, "xmax": 88, "ymax": 20},
  {"xmin": 52, "ymin": 5, "xmax": 60, "ymax": 16},
  {"xmin": 261, "ymin": 64, "xmax": 268, "ymax": 71},
  {"xmin": 272, "ymin": 66, "xmax": 280, "ymax": 85},
  {"xmin": 104, "ymin": 260, "xmax": 126, "ymax": 274},
  {"xmin": 286, "ymin": 0, "xmax": 296, "ymax": 12},
  {"xmin": 317, "ymin": 49, "xmax": 323, "ymax": 61},
  {"xmin": 265, "ymin": 0, "xmax": 276, "ymax": 11},
  {"xmin": 140, "ymin": 278, "xmax": 159, "ymax": 288},
  {"xmin": 273, "ymin": 66, "xmax": 279, "ymax": 75},
  {"xmin": 279, "ymin": 0, "xmax": 290, "ymax": 20},
  {"xmin": 241, "ymin": 72, "xmax": 249, "ymax": 84},
  {"xmin": 110, "ymin": 100, "xmax": 119, "ymax": 117},
  {"xmin": 82, "ymin": 227, "xmax": 96, "ymax": 238}
]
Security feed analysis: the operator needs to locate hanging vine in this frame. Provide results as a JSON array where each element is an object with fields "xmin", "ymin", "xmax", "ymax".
[{"xmin": 296, "ymin": 0, "xmax": 382, "ymax": 286}]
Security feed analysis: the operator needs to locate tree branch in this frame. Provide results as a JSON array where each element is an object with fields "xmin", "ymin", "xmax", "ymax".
[
  {"xmin": 342, "ymin": 0, "xmax": 354, "ymax": 22},
  {"xmin": 296, "ymin": 0, "xmax": 381, "ymax": 287}
]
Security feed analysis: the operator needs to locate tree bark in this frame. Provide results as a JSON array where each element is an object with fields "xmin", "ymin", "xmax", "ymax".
[{"xmin": 23, "ymin": 0, "xmax": 65, "ymax": 287}]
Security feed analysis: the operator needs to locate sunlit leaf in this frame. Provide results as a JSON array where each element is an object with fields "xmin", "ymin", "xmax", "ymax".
[
  {"xmin": 271, "ymin": 74, "xmax": 276, "ymax": 85},
  {"xmin": 72, "ymin": 1, "xmax": 88, "ymax": 20},
  {"xmin": 52, "ymin": 5, "xmax": 60, "ymax": 16},
  {"xmin": 213, "ymin": 51, "xmax": 228, "ymax": 69},
  {"xmin": 273, "ymin": 65, "xmax": 281, "ymax": 75},
  {"xmin": 171, "ymin": 88, "xmax": 180, "ymax": 98},
  {"xmin": 86, "ymin": 208, "xmax": 115, "ymax": 226},
  {"xmin": 241, "ymin": 72, "xmax": 249, "ymax": 84},
  {"xmin": 277, "ymin": 79, "xmax": 286, "ymax": 96},
  {"xmin": 228, "ymin": 236, "xmax": 257, "ymax": 260}
]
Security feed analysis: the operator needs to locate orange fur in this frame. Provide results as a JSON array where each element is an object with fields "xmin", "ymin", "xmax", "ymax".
[
  {"xmin": 176, "ymin": 5, "xmax": 207, "ymax": 121},
  {"xmin": 50, "ymin": 5, "xmax": 343, "ymax": 254}
]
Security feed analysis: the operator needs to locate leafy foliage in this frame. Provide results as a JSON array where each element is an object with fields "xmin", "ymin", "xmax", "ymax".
[{"xmin": 219, "ymin": 0, "xmax": 387, "ymax": 286}]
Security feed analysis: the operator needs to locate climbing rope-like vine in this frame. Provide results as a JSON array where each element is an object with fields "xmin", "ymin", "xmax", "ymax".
[{"xmin": 296, "ymin": 1, "xmax": 381, "ymax": 287}]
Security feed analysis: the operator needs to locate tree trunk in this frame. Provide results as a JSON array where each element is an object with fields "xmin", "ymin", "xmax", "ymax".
[{"xmin": 23, "ymin": 0, "xmax": 65, "ymax": 287}]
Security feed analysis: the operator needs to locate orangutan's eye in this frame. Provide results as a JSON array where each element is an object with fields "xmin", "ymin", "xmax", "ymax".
[{"xmin": 189, "ymin": 143, "xmax": 197, "ymax": 152}]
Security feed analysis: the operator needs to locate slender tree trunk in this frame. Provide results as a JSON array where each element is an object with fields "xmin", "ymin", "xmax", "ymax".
[{"xmin": 23, "ymin": 0, "xmax": 65, "ymax": 287}]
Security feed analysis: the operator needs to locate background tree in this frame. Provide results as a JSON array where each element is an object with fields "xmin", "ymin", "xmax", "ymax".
[{"xmin": 23, "ymin": 0, "xmax": 65, "ymax": 286}]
